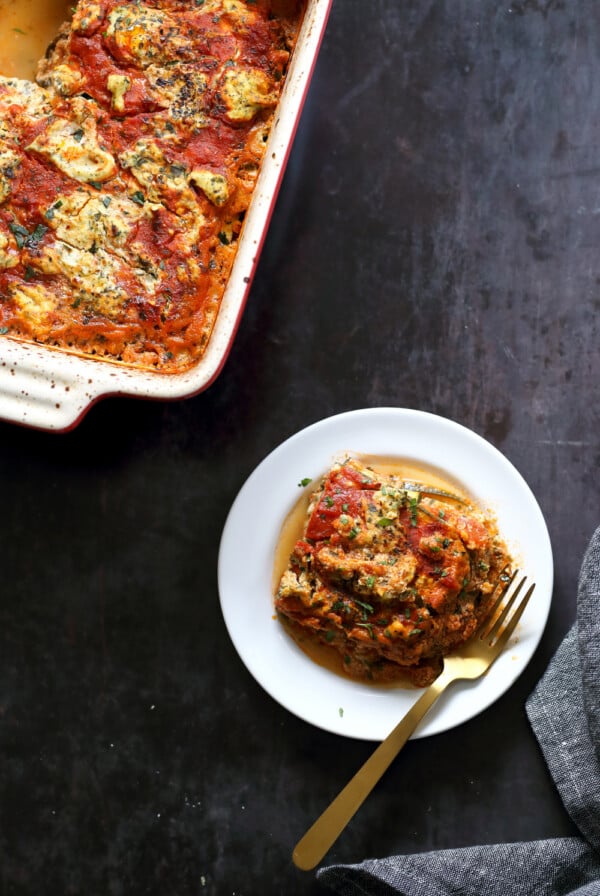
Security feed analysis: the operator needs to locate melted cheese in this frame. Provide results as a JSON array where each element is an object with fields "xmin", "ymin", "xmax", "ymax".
[
  {"xmin": 106, "ymin": 73, "xmax": 131, "ymax": 112},
  {"xmin": 146, "ymin": 64, "xmax": 208, "ymax": 127},
  {"xmin": 34, "ymin": 240, "xmax": 157, "ymax": 316},
  {"xmin": 119, "ymin": 140, "xmax": 194, "ymax": 207},
  {"xmin": 48, "ymin": 190, "xmax": 150, "ymax": 253},
  {"xmin": 106, "ymin": 5, "xmax": 184, "ymax": 68},
  {"xmin": 0, "ymin": 229, "xmax": 19, "ymax": 269},
  {"xmin": 0, "ymin": 76, "xmax": 53, "ymax": 119},
  {"xmin": 71, "ymin": 0, "xmax": 104, "ymax": 34},
  {"xmin": 120, "ymin": 141, "xmax": 208, "ymax": 249},
  {"xmin": 9, "ymin": 282, "xmax": 57, "ymax": 329},
  {"xmin": 189, "ymin": 170, "xmax": 229, "ymax": 207},
  {"xmin": 221, "ymin": 68, "xmax": 276, "ymax": 122},
  {"xmin": 196, "ymin": 0, "xmax": 258, "ymax": 27},
  {"xmin": 0, "ymin": 142, "xmax": 21, "ymax": 203},
  {"xmin": 27, "ymin": 113, "xmax": 117, "ymax": 184},
  {"xmin": 37, "ymin": 63, "xmax": 84, "ymax": 97}
]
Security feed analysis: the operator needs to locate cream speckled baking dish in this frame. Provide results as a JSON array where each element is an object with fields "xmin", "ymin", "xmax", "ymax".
[{"xmin": 0, "ymin": 0, "xmax": 332, "ymax": 431}]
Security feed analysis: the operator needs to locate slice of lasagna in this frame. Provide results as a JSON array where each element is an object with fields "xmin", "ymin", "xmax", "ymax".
[
  {"xmin": 0, "ymin": 0, "xmax": 306, "ymax": 371},
  {"xmin": 276, "ymin": 459, "xmax": 512, "ymax": 687}
]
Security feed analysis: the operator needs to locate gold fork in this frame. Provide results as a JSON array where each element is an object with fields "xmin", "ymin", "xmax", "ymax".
[{"xmin": 292, "ymin": 570, "xmax": 535, "ymax": 871}]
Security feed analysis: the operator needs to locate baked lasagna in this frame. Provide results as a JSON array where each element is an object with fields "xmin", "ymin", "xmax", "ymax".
[
  {"xmin": 0, "ymin": 0, "xmax": 306, "ymax": 372},
  {"xmin": 276, "ymin": 458, "xmax": 512, "ymax": 687}
]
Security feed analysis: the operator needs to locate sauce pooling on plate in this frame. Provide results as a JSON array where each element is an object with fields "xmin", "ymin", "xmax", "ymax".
[{"xmin": 274, "ymin": 456, "xmax": 512, "ymax": 688}]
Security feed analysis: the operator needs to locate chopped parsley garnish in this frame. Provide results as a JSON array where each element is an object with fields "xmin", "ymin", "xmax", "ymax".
[
  {"xmin": 298, "ymin": 477, "xmax": 312, "ymax": 488},
  {"xmin": 354, "ymin": 599, "xmax": 374, "ymax": 617},
  {"xmin": 9, "ymin": 222, "xmax": 48, "ymax": 249}
]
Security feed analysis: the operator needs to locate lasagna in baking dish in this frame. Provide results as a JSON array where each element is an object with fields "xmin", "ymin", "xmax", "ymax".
[
  {"xmin": 276, "ymin": 459, "xmax": 512, "ymax": 687},
  {"xmin": 0, "ymin": 0, "xmax": 306, "ymax": 372}
]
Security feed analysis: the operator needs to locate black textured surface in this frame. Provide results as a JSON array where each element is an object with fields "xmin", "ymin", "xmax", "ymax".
[{"xmin": 0, "ymin": 1, "xmax": 598, "ymax": 894}]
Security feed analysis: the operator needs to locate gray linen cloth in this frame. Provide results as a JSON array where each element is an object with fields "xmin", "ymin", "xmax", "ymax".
[{"xmin": 318, "ymin": 526, "xmax": 600, "ymax": 896}]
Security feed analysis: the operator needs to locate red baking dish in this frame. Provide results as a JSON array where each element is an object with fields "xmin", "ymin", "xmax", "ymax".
[{"xmin": 0, "ymin": 0, "xmax": 332, "ymax": 431}]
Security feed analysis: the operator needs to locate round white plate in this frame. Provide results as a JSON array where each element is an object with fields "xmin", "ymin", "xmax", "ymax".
[{"xmin": 218, "ymin": 408, "xmax": 553, "ymax": 741}]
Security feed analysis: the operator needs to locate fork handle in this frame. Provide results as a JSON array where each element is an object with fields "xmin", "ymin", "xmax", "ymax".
[{"xmin": 292, "ymin": 668, "xmax": 453, "ymax": 871}]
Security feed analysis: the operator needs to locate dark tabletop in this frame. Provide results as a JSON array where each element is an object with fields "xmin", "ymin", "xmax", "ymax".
[{"xmin": 1, "ymin": 1, "xmax": 598, "ymax": 894}]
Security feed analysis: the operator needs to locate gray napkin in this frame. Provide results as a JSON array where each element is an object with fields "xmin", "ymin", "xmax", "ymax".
[{"xmin": 318, "ymin": 526, "xmax": 600, "ymax": 896}]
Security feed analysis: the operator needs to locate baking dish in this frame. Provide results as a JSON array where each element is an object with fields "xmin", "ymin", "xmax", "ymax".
[{"xmin": 0, "ymin": 0, "xmax": 332, "ymax": 431}]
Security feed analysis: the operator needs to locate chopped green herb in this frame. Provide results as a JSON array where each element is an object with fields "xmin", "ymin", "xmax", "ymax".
[
  {"xmin": 72, "ymin": 128, "xmax": 84, "ymax": 142},
  {"xmin": 29, "ymin": 224, "xmax": 48, "ymax": 245},
  {"xmin": 9, "ymin": 222, "xmax": 47, "ymax": 249},
  {"xmin": 298, "ymin": 477, "xmax": 312, "ymax": 488},
  {"xmin": 131, "ymin": 190, "xmax": 145, "ymax": 205},
  {"xmin": 8, "ymin": 222, "xmax": 29, "ymax": 249},
  {"xmin": 376, "ymin": 517, "xmax": 393, "ymax": 527},
  {"xmin": 354, "ymin": 599, "xmax": 374, "ymax": 616}
]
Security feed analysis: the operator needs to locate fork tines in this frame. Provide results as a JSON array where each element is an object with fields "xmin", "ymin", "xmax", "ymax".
[{"xmin": 480, "ymin": 569, "xmax": 536, "ymax": 648}]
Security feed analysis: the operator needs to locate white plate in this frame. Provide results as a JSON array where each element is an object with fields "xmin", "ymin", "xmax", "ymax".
[{"xmin": 218, "ymin": 408, "xmax": 553, "ymax": 741}]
